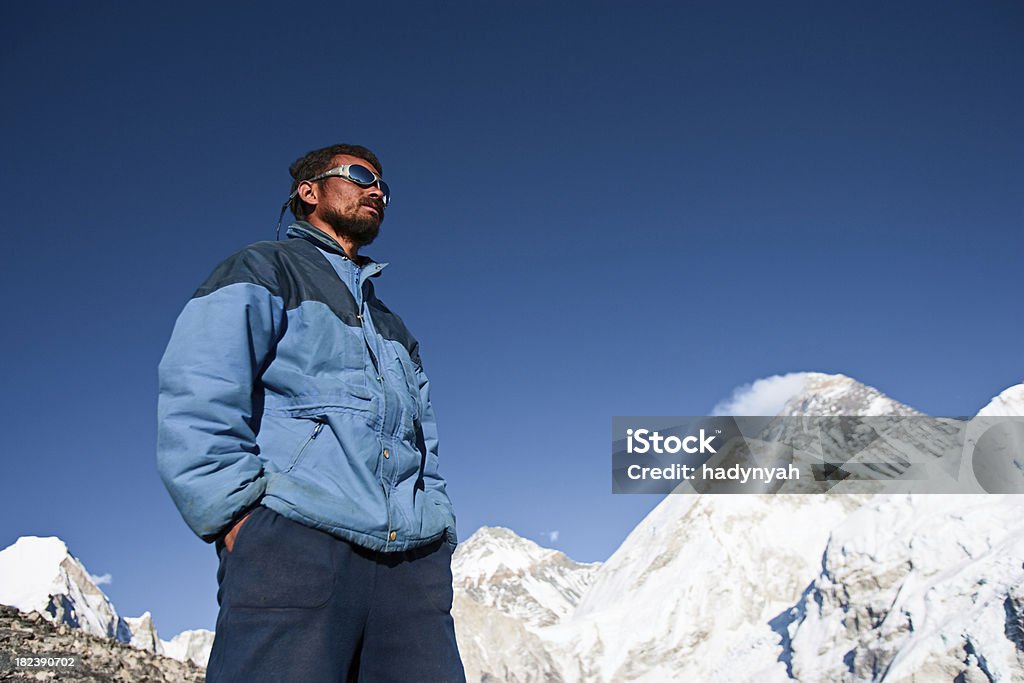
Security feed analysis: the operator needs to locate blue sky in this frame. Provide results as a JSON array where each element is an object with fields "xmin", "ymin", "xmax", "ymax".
[{"xmin": 1, "ymin": 2, "xmax": 1020, "ymax": 636}]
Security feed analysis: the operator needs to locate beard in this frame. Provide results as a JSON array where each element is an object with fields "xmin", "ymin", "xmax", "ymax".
[{"xmin": 321, "ymin": 201, "xmax": 383, "ymax": 247}]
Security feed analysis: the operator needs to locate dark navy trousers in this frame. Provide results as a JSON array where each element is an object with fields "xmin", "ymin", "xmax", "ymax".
[{"xmin": 205, "ymin": 506, "xmax": 466, "ymax": 683}]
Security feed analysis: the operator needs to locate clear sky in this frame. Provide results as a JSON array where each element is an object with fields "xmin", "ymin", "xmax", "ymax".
[{"xmin": 1, "ymin": 2, "xmax": 1020, "ymax": 636}]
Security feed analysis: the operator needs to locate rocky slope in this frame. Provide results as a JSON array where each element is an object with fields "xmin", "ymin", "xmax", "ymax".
[
  {"xmin": 0, "ymin": 537, "xmax": 213, "ymax": 672},
  {"xmin": 0, "ymin": 603, "xmax": 204, "ymax": 682},
  {"xmin": 0, "ymin": 538, "xmax": 129, "ymax": 644}
]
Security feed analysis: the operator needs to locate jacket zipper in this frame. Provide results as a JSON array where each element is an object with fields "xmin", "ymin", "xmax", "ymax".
[
  {"xmin": 285, "ymin": 421, "xmax": 324, "ymax": 473},
  {"xmin": 354, "ymin": 262, "xmax": 393, "ymax": 549}
]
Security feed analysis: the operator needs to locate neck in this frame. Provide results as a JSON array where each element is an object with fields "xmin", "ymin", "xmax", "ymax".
[{"xmin": 305, "ymin": 216, "xmax": 360, "ymax": 261}]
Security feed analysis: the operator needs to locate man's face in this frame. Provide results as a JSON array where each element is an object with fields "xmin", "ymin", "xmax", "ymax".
[{"xmin": 310, "ymin": 154, "xmax": 387, "ymax": 247}]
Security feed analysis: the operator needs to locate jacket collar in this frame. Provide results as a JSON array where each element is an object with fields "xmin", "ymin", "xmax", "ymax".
[{"xmin": 286, "ymin": 222, "xmax": 386, "ymax": 276}]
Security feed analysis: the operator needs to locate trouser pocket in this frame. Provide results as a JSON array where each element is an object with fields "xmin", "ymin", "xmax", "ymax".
[
  {"xmin": 417, "ymin": 540, "xmax": 455, "ymax": 613},
  {"xmin": 220, "ymin": 507, "xmax": 335, "ymax": 609}
]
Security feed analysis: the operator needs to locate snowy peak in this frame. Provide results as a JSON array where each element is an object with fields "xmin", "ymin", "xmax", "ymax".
[
  {"xmin": 0, "ymin": 536, "xmax": 128, "ymax": 642},
  {"xmin": 454, "ymin": 527, "xmax": 599, "ymax": 629},
  {"xmin": 777, "ymin": 372, "xmax": 922, "ymax": 417},
  {"xmin": 978, "ymin": 382, "xmax": 1024, "ymax": 416},
  {"xmin": 0, "ymin": 535, "xmax": 211, "ymax": 667},
  {"xmin": 452, "ymin": 527, "xmax": 600, "ymax": 683},
  {"xmin": 454, "ymin": 527, "xmax": 585, "ymax": 581},
  {"xmin": 0, "ymin": 536, "xmax": 70, "ymax": 609},
  {"xmin": 161, "ymin": 629, "xmax": 216, "ymax": 668},
  {"xmin": 454, "ymin": 527, "xmax": 550, "ymax": 576},
  {"xmin": 124, "ymin": 611, "xmax": 162, "ymax": 654}
]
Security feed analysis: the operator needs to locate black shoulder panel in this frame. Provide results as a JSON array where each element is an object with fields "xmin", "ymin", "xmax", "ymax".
[{"xmin": 192, "ymin": 239, "xmax": 361, "ymax": 327}]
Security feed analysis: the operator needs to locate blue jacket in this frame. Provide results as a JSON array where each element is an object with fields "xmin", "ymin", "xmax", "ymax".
[{"xmin": 157, "ymin": 222, "xmax": 457, "ymax": 552}]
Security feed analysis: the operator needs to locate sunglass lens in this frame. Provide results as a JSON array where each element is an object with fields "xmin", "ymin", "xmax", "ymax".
[
  {"xmin": 348, "ymin": 165, "xmax": 377, "ymax": 185},
  {"xmin": 346, "ymin": 165, "xmax": 389, "ymax": 204}
]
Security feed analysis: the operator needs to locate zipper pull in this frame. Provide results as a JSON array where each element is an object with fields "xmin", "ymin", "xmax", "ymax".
[{"xmin": 312, "ymin": 423, "xmax": 324, "ymax": 439}]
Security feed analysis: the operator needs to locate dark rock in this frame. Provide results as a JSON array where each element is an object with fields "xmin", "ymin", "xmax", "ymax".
[{"xmin": 0, "ymin": 605, "xmax": 204, "ymax": 682}]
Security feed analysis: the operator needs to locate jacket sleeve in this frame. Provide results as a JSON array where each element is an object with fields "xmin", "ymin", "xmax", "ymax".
[
  {"xmin": 412, "ymin": 346, "xmax": 458, "ymax": 549},
  {"xmin": 157, "ymin": 249, "xmax": 285, "ymax": 542}
]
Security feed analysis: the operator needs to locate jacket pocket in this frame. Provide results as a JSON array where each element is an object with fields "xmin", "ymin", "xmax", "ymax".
[
  {"xmin": 393, "ymin": 350, "xmax": 422, "ymax": 421},
  {"xmin": 283, "ymin": 419, "xmax": 326, "ymax": 474}
]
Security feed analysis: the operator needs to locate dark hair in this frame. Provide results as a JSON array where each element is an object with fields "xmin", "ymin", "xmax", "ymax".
[{"xmin": 288, "ymin": 144, "xmax": 384, "ymax": 220}]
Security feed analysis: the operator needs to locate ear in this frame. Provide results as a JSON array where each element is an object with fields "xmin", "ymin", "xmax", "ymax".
[{"xmin": 296, "ymin": 181, "xmax": 319, "ymax": 208}]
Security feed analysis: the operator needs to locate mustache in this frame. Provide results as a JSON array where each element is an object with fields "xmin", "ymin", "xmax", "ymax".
[{"xmin": 361, "ymin": 199, "xmax": 385, "ymax": 214}]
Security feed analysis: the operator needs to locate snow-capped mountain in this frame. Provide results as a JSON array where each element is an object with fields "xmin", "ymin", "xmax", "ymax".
[
  {"xmin": 0, "ymin": 535, "xmax": 213, "ymax": 668},
  {"xmin": 786, "ymin": 495, "xmax": 1024, "ymax": 682},
  {"xmin": 978, "ymin": 383, "xmax": 1024, "ymax": 417},
  {"xmin": 750, "ymin": 373, "xmax": 964, "ymax": 494},
  {"xmin": 124, "ymin": 611, "xmax": 163, "ymax": 653},
  {"xmin": 453, "ymin": 527, "xmax": 599, "ymax": 629},
  {"xmin": 776, "ymin": 373, "xmax": 923, "ymax": 417},
  {"xmin": 4, "ymin": 373, "xmax": 1021, "ymax": 681},
  {"xmin": 0, "ymin": 536, "xmax": 130, "ymax": 642},
  {"xmin": 564, "ymin": 494, "xmax": 866, "ymax": 682},
  {"xmin": 452, "ymin": 527, "xmax": 600, "ymax": 683},
  {"xmin": 161, "ymin": 628, "xmax": 217, "ymax": 668},
  {"xmin": 451, "ymin": 374, "xmax": 1024, "ymax": 682}
]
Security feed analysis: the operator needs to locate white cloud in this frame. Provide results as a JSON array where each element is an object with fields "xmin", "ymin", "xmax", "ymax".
[
  {"xmin": 90, "ymin": 573, "xmax": 112, "ymax": 586},
  {"xmin": 545, "ymin": 530, "xmax": 560, "ymax": 543},
  {"xmin": 711, "ymin": 373, "xmax": 811, "ymax": 417}
]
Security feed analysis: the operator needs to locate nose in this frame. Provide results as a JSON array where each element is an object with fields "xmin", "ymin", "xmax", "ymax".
[{"xmin": 365, "ymin": 182, "xmax": 387, "ymax": 206}]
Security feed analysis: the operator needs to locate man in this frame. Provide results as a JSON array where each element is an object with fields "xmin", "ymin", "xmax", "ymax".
[{"xmin": 157, "ymin": 144, "xmax": 464, "ymax": 682}]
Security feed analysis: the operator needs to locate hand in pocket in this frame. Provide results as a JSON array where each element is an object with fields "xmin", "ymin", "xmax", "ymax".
[{"xmin": 223, "ymin": 511, "xmax": 252, "ymax": 553}]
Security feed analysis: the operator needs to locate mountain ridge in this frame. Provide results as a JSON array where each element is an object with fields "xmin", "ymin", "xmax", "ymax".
[
  {"xmin": 0, "ymin": 535, "xmax": 214, "ymax": 669},
  {"xmin": 3, "ymin": 372, "xmax": 1021, "ymax": 681},
  {"xmin": 452, "ymin": 374, "xmax": 1024, "ymax": 681}
]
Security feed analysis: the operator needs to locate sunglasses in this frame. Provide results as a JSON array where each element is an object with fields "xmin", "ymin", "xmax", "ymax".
[
  {"xmin": 305, "ymin": 164, "xmax": 390, "ymax": 206},
  {"xmin": 277, "ymin": 163, "xmax": 391, "ymax": 240}
]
